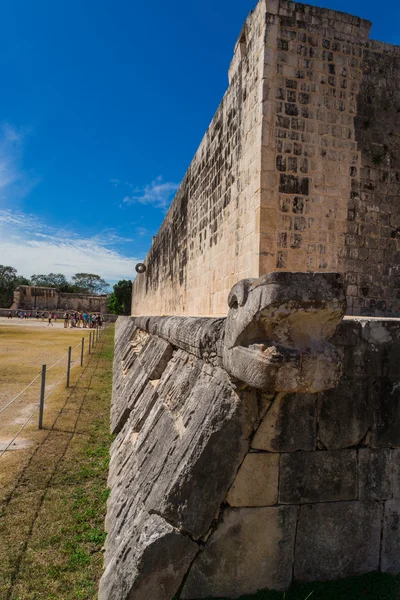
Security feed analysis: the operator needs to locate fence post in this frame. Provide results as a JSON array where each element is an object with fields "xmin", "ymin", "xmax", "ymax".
[
  {"xmin": 80, "ymin": 337, "xmax": 84, "ymax": 367},
  {"xmin": 96, "ymin": 326, "xmax": 99, "ymax": 342},
  {"xmin": 88, "ymin": 332, "xmax": 91, "ymax": 354},
  {"xmin": 66, "ymin": 346, "xmax": 72, "ymax": 388},
  {"xmin": 38, "ymin": 364, "xmax": 46, "ymax": 430},
  {"xmin": 92, "ymin": 330, "xmax": 95, "ymax": 349}
]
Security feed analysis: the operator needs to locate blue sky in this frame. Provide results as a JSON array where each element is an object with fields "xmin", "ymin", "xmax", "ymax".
[{"xmin": 0, "ymin": 0, "xmax": 398, "ymax": 288}]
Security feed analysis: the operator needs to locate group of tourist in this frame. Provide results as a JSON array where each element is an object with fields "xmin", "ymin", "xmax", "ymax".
[
  {"xmin": 6, "ymin": 310, "xmax": 105, "ymax": 329},
  {"xmin": 62, "ymin": 312, "xmax": 104, "ymax": 329}
]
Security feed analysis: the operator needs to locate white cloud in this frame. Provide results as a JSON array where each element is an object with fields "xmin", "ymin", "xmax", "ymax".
[
  {"xmin": 0, "ymin": 209, "xmax": 139, "ymax": 283},
  {"xmin": 0, "ymin": 122, "xmax": 38, "ymax": 203},
  {"xmin": 122, "ymin": 176, "xmax": 179, "ymax": 210}
]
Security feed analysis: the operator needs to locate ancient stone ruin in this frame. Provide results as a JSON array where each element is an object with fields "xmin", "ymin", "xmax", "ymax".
[
  {"xmin": 101, "ymin": 1, "xmax": 400, "ymax": 598},
  {"xmin": 11, "ymin": 285, "xmax": 108, "ymax": 313}
]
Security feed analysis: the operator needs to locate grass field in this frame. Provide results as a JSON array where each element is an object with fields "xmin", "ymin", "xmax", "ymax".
[{"xmin": 0, "ymin": 324, "xmax": 114, "ymax": 599}]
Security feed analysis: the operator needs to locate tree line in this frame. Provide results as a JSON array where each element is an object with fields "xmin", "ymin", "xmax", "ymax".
[{"xmin": 0, "ymin": 265, "xmax": 132, "ymax": 315}]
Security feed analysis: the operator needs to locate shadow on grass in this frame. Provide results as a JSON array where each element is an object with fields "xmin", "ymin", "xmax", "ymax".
[{"xmin": 196, "ymin": 572, "xmax": 400, "ymax": 600}]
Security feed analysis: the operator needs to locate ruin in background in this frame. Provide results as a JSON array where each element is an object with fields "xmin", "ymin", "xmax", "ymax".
[
  {"xmin": 11, "ymin": 285, "xmax": 108, "ymax": 313},
  {"xmin": 102, "ymin": 2, "xmax": 400, "ymax": 599}
]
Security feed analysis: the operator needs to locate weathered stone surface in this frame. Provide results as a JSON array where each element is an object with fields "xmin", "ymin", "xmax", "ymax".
[
  {"xmin": 223, "ymin": 272, "xmax": 345, "ymax": 393},
  {"xmin": 133, "ymin": 315, "xmax": 224, "ymax": 366},
  {"xmin": 372, "ymin": 378, "xmax": 400, "ymax": 448},
  {"xmin": 391, "ymin": 449, "xmax": 400, "ymax": 499},
  {"xmin": 381, "ymin": 500, "xmax": 400, "ymax": 574},
  {"xmin": 317, "ymin": 378, "xmax": 371, "ymax": 449},
  {"xmin": 226, "ymin": 452, "xmax": 279, "ymax": 507},
  {"xmin": 252, "ymin": 392, "xmax": 316, "ymax": 452},
  {"xmin": 138, "ymin": 335, "xmax": 173, "ymax": 379},
  {"xmin": 99, "ymin": 512, "xmax": 198, "ymax": 600},
  {"xmin": 110, "ymin": 335, "xmax": 173, "ymax": 434},
  {"xmin": 358, "ymin": 448, "xmax": 392, "ymax": 500},
  {"xmin": 106, "ymin": 349, "xmax": 256, "ymax": 561},
  {"xmin": 181, "ymin": 506, "xmax": 297, "ymax": 598},
  {"xmin": 279, "ymin": 450, "xmax": 357, "ymax": 504},
  {"xmin": 294, "ymin": 502, "xmax": 382, "ymax": 581}
]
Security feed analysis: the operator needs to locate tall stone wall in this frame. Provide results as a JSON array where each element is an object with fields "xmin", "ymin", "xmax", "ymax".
[
  {"xmin": 131, "ymin": 0, "xmax": 400, "ymax": 317},
  {"xmin": 349, "ymin": 41, "xmax": 400, "ymax": 316},
  {"xmin": 11, "ymin": 285, "xmax": 108, "ymax": 313},
  {"xmin": 103, "ymin": 310, "xmax": 400, "ymax": 599},
  {"xmin": 132, "ymin": 1, "xmax": 267, "ymax": 316}
]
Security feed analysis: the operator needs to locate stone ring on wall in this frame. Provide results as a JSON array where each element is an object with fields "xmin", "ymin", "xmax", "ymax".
[{"xmin": 135, "ymin": 263, "xmax": 146, "ymax": 274}]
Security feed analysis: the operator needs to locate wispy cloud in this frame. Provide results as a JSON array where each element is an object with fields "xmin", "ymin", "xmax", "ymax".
[
  {"xmin": 122, "ymin": 176, "xmax": 179, "ymax": 211},
  {"xmin": 0, "ymin": 209, "xmax": 139, "ymax": 283},
  {"xmin": 135, "ymin": 227, "xmax": 148, "ymax": 237},
  {"xmin": 0, "ymin": 122, "xmax": 39, "ymax": 204}
]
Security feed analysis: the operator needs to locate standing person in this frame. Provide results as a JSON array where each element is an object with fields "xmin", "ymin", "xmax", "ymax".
[
  {"xmin": 47, "ymin": 312, "xmax": 53, "ymax": 327},
  {"xmin": 36, "ymin": 311, "xmax": 39, "ymax": 320},
  {"xmin": 88, "ymin": 313, "xmax": 93, "ymax": 328},
  {"xmin": 63, "ymin": 312, "xmax": 69, "ymax": 328},
  {"xmin": 7, "ymin": 311, "xmax": 12, "ymax": 319}
]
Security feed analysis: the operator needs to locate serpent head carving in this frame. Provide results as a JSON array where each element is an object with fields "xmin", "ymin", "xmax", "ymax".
[{"xmin": 223, "ymin": 272, "xmax": 346, "ymax": 393}]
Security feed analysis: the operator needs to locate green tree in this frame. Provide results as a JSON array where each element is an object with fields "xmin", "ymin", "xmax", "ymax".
[
  {"xmin": 30, "ymin": 273, "xmax": 70, "ymax": 289},
  {"xmin": 107, "ymin": 279, "xmax": 132, "ymax": 315},
  {"xmin": 71, "ymin": 273, "xmax": 110, "ymax": 295},
  {"xmin": 0, "ymin": 265, "xmax": 29, "ymax": 307}
]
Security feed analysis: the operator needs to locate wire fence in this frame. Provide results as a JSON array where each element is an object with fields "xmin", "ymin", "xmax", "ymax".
[{"xmin": 0, "ymin": 325, "xmax": 107, "ymax": 458}]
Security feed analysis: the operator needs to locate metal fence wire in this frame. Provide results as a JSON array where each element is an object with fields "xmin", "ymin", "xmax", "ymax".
[{"xmin": 0, "ymin": 325, "xmax": 106, "ymax": 458}]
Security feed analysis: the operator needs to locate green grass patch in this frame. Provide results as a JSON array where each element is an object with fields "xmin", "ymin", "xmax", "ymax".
[{"xmin": 0, "ymin": 326, "xmax": 115, "ymax": 600}]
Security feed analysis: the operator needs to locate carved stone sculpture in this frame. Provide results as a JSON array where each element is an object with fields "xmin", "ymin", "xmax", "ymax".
[
  {"xmin": 132, "ymin": 272, "xmax": 346, "ymax": 395},
  {"xmin": 223, "ymin": 272, "xmax": 346, "ymax": 393}
]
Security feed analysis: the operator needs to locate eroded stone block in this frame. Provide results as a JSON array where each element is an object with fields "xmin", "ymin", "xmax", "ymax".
[
  {"xmin": 318, "ymin": 378, "xmax": 371, "ymax": 449},
  {"xmin": 99, "ymin": 512, "xmax": 198, "ymax": 600},
  {"xmin": 279, "ymin": 449, "xmax": 357, "ymax": 504},
  {"xmin": 294, "ymin": 502, "xmax": 382, "ymax": 581},
  {"xmin": 372, "ymin": 378, "xmax": 400, "ymax": 448},
  {"xmin": 226, "ymin": 452, "xmax": 279, "ymax": 507},
  {"xmin": 358, "ymin": 448, "xmax": 392, "ymax": 500},
  {"xmin": 181, "ymin": 506, "xmax": 297, "ymax": 598},
  {"xmin": 381, "ymin": 500, "xmax": 400, "ymax": 574},
  {"xmin": 252, "ymin": 392, "xmax": 316, "ymax": 452}
]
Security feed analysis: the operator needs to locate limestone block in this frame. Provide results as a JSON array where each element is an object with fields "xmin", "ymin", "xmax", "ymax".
[
  {"xmin": 110, "ymin": 358, "xmax": 148, "ymax": 434},
  {"xmin": 181, "ymin": 506, "xmax": 297, "ymax": 598},
  {"xmin": 358, "ymin": 448, "xmax": 392, "ymax": 500},
  {"xmin": 226, "ymin": 452, "xmax": 279, "ymax": 506},
  {"xmin": 139, "ymin": 335, "xmax": 173, "ymax": 379},
  {"xmin": 372, "ymin": 378, "xmax": 400, "ymax": 448},
  {"xmin": 391, "ymin": 449, "xmax": 400, "ymax": 499},
  {"xmin": 294, "ymin": 502, "xmax": 382, "ymax": 581},
  {"xmin": 381, "ymin": 500, "xmax": 400, "ymax": 574},
  {"xmin": 252, "ymin": 392, "xmax": 316, "ymax": 452},
  {"xmin": 99, "ymin": 512, "xmax": 198, "ymax": 600},
  {"xmin": 279, "ymin": 449, "xmax": 357, "ymax": 504},
  {"xmin": 317, "ymin": 378, "xmax": 371, "ymax": 449},
  {"xmin": 110, "ymin": 335, "xmax": 174, "ymax": 434},
  {"xmin": 106, "ymin": 349, "xmax": 257, "ymax": 551}
]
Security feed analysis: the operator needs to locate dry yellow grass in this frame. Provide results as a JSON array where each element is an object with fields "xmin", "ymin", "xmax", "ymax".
[
  {"xmin": 0, "ymin": 325, "xmax": 114, "ymax": 599},
  {"xmin": 0, "ymin": 324, "xmax": 92, "ymax": 492}
]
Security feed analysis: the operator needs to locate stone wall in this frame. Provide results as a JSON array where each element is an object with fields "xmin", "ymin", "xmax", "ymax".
[
  {"xmin": 102, "ymin": 311, "xmax": 400, "ymax": 599},
  {"xmin": 131, "ymin": 0, "xmax": 400, "ymax": 317},
  {"xmin": 131, "ymin": 0, "xmax": 269, "ymax": 316},
  {"xmin": 11, "ymin": 285, "xmax": 108, "ymax": 313}
]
